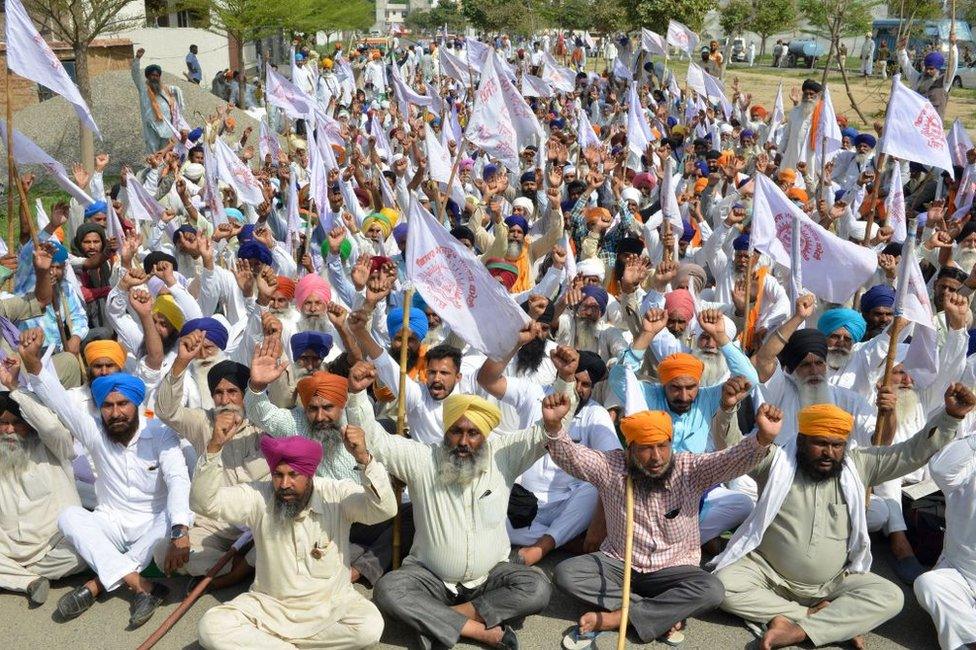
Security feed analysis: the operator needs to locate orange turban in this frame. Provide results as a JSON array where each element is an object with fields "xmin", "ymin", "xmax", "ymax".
[
  {"xmin": 693, "ymin": 177, "xmax": 709, "ymax": 194},
  {"xmin": 275, "ymin": 276, "xmax": 296, "ymax": 300},
  {"xmin": 84, "ymin": 340, "xmax": 126, "ymax": 369},
  {"xmin": 658, "ymin": 353, "xmax": 704, "ymax": 385},
  {"xmin": 619, "ymin": 410, "xmax": 673, "ymax": 446},
  {"xmin": 778, "ymin": 168, "xmax": 797, "ymax": 185},
  {"xmin": 296, "ymin": 371, "xmax": 349, "ymax": 408},
  {"xmin": 717, "ymin": 151, "xmax": 733, "ymax": 167},
  {"xmin": 797, "ymin": 404, "xmax": 854, "ymax": 440},
  {"xmin": 584, "ymin": 206, "xmax": 611, "ymax": 225},
  {"xmin": 750, "ymin": 105, "xmax": 768, "ymax": 119},
  {"xmin": 786, "ymin": 187, "xmax": 809, "ymax": 203}
]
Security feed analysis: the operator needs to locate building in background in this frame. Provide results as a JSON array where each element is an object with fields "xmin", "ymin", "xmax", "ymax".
[{"xmin": 375, "ymin": 0, "xmax": 432, "ymax": 34}]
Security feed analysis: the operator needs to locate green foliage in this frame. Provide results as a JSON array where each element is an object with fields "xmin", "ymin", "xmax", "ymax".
[
  {"xmin": 799, "ymin": 0, "xmax": 881, "ymax": 39},
  {"xmin": 178, "ymin": 0, "xmax": 282, "ymax": 41},
  {"xmin": 177, "ymin": 0, "xmax": 373, "ymax": 40},
  {"xmin": 750, "ymin": 0, "xmax": 798, "ymax": 45},
  {"xmin": 405, "ymin": 0, "xmax": 467, "ymax": 32},
  {"xmin": 720, "ymin": 0, "xmax": 754, "ymax": 36},
  {"xmin": 462, "ymin": 0, "xmax": 548, "ymax": 35},
  {"xmin": 625, "ymin": 0, "xmax": 716, "ymax": 32},
  {"xmin": 886, "ymin": 0, "xmax": 941, "ymax": 21}
]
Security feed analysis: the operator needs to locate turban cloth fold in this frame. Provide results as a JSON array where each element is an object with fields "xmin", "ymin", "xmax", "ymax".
[
  {"xmin": 617, "ymin": 238, "xmax": 644, "ymax": 256},
  {"xmin": 584, "ymin": 206, "xmax": 611, "ymax": 225},
  {"xmin": 797, "ymin": 403, "xmax": 854, "ymax": 439},
  {"xmin": 680, "ymin": 221, "xmax": 695, "ymax": 242},
  {"xmin": 778, "ymin": 168, "xmax": 797, "ymax": 185},
  {"xmin": 237, "ymin": 241, "xmax": 274, "ymax": 267},
  {"xmin": 152, "ymin": 295, "xmax": 185, "ymax": 330},
  {"xmin": 50, "ymin": 241, "xmax": 69, "ymax": 264},
  {"xmin": 207, "ymin": 360, "xmax": 250, "ymax": 394},
  {"xmin": 778, "ymin": 328, "xmax": 828, "ymax": 372},
  {"xmin": 175, "ymin": 225, "xmax": 197, "ymax": 242},
  {"xmin": 296, "ymin": 371, "xmax": 349, "ymax": 408},
  {"xmin": 295, "ymin": 274, "xmax": 332, "ymax": 306},
  {"xmin": 180, "ymin": 317, "xmax": 229, "ymax": 350},
  {"xmin": 238, "ymin": 224, "xmax": 255, "ymax": 242},
  {"xmin": 924, "ymin": 52, "xmax": 946, "ymax": 69},
  {"xmin": 144, "ymin": 64, "xmax": 162, "ymax": 76},
  {"xmin": 577, "ymin": 351, "xmax": 607, "ymax": 384},
  {"xmin": 675, "ymin": 263, "xmax": 707, "ymax": 292},
  {"xmin": 619, "ymin": 410, "xmax": 673, "ymax": 446},
  {"xmin": 143, "ymin": 251, "xmax": 178, "ymax": 274},
  {"xmin": 750, "ymin": 105, "xmax": 767, "ymax": 119},
  {"xmin": 801, "ymin": 79, "xmax": 823, "ymax": 93},
  {"xmin": 732, "ymin": 233, "xmax": 751, "ymax": 251},
  {"xmin": 260, "ymin": 435, "xmax": 322, "ymax": 478},
  {"xmin": 841, "ymin": 127, "xmax": 858, "ymax": 140},
  {"xmin": 658, "ymin": 353, "xmax": 705, "ymax": 384},
  {"xmin": 362, "ymin": 212, "xmax": 394, "ymax": 238},
  {"xmin": 486, "ymin": 258, "xmax": 519, "ymax": 289},
  {"xmin": 786, "ymin": 188, "xmax": 809, "ymax": 203},
  {"xmin": 664, "ymin": 289, "xmax": 695, "ymax": 321},
  {"xmin": 84, "ymin": 200, "xmax": 108, "ymax": 219},
  {"xmin": 860, "ymin": 284, "xmax": 896, "ymax": 314},
  {"xmin": 504, "ymin": 215, "xmax": 529, "ymax": 234},
  {"xmin": 577, "ymin": 258, "xmax": 606, "ymax": 281},
  {"xmin": 632, "ymin": 172, "xmax": 656, "ymax": 190},
  {"xmin": 84, "ymin": 340, "xmax": 126, "ymax": 368},
  {"xmin": 442, "ymin": 394, "xmax": 501, "ymax": 437},
  {"xmin": 853, "ymin": 133, "xmax": 877, "ymax": 148},
  {"xmin": 72, "ymin": 222, "xmax": 106, "ymax": 256},
  {"xmin": 387, "ymin": 306, "xmax": 429, "ymax": 340},
  {"xmin": 291, "ymin": 331, "xmax": 334, "ymax": 359},
  {"xmin": 817, "ymin": 308, "xmax": 867, "ymax": 343},
  {"xmin": 275, "ymin": 276, "xmax": 296, "ymax": 300},
  {"xmin": 0, "ymin": 391, "xmax": 22, "ymax": 421},
  {"xmin": 91, "ymin": 373, "xmax": 146, "ymax": 408},
  {"xmin": 580, "ymin": 285, "xmax": 609, "ymax": 315},
  {"xmin": 513, "ymin": 197, "xmax": 535, "ymax": 218},
  {"xmin": 392, "ymin": 223, "xmax": 409, "ymax": 244},
  {"xmin": 369, "ymin": 255, "xmax": 392, "ymax": 272}
]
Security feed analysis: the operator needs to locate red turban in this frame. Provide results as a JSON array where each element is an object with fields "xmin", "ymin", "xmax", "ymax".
[
  {"xmin": 485, "ymin": 257, "xmax": 519, "ymax": 290},
  {"xmin": 664, "ymin": 289, "xmax": 695, "ymax": 321},
  {"xmin": 260, "ymin": 435, "xmax": 322, "ymax": 477},
  {"xmin": 275, "ymin": 276, "xmax": 296, "ymax": 300},
  {"xmin": 369, "ymin": 255, "xmax": 392, "ymax": 272},
  {"xmin": 296, "ymin": 371, "xmax": 349, "ymax": 408}
]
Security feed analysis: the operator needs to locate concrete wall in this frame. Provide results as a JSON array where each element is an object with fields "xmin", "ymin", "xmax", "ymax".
[{"xmin": 120, "ymin": 27, "xmax": 231, "ymax": 83}]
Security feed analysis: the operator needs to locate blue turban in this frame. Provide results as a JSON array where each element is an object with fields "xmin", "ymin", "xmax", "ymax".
[
  {"xmin": 861, "ymin": 284, "xmax": 896, "ymax": 314},
  {"xmin": 968, "ymin": 329, "xmax": 976, "ymax": 357},
  {"xmin": 392, "ymin": 223, "xmax": 408, "ymax": 244},
  {"xmin": 680, "ymin": 220, "xmax": 695, "ymax": 242},
  {"xmin": 580, "ymin": 285, "xmax": 609, "ymax": 315},
  {"xmin": 91, "ymin": 373, "xmax": 146, "ymax": 408},
  {"xmin": 924, "ymin": 51, "xmax": 946, "ymax": 70},
  {"xmin": 238, "ymin": 224, "xmax": 255, "ymax": 243},
  {"xmin": 505, "ymin": 215, "xmax": 529, "ymax": 234},
  {"xmin": 520, "ymin": 171, "xmax": 535, "ymax": 184},
  {"xmin": 84, "ymin": 200, "xmax": 108, "ymax": 219},
  {"xmin": 667, "ymin": 116, "xmax": 678, "ymax": 128},
  {"xmin": 733, "ymin": 233, "xmax": 751, "ymax": 251},
  {"xmin": 834, "ymin": 189, "xmax": 847, "ymax": 203},
  {"xmin": 290, "ymin": 331, "xmax": 333, "ymax": 359},
  {"xmin": 387, "ymin": 306, "xmax": 428, "ymax": 340},
  {"xmin": 188, "ymin": 127, "xmax": 204, "ymax": 142},
  {"xmin": 295, "ymin": 52, "xmax": 306, "ymax": 62},
  {"xmin": 224, "ymin": 207, "xmax": 245, "ymax": 222},
  {"xmin": 179, "ymin": 317, "xmax": 229, "ymax": 350},
  {"xmin": 550, "ymin": 117, "xmax": 565, "ymax": 129},
  {"xmin": 175, "ymin": 224, "xmax": 197, "ymax": 242},
  {"xmin": 817, "ymin": 308, "xmax": 867, "ymax": 343},
  {"xmin": 482, "ymin": 164, "xmax": 498, "ymax": 181},
  {"xmin": 853, "ymin": 133, "xmax": 877, "ymax": 149},
  {"xmin": 841, "ymin": 127, "xmax": 858, "ymax": 140},
  {"xmin": 50, "ymin": 241, "xmax": 69, "ymax": 264},
  {"xmin": 237, "ymin": 241, "xmax": 273, "ymax": 266},
  {"xmin": 696, "ymin": 160, "xmax": 709, "ymax": 177}
]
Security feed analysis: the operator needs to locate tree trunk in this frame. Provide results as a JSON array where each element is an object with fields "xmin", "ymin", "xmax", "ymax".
[
  {"xmin": 820, "ymin": 33, "xmax": 836, "ymax": 85},
  {"xmin": 236, "ymin": 38, "xmax": 246, "ymax": 109},
  {"xmin": 760, "ymin": 35, "xmax": 768, "ymax": 57},
  {"xmin": 73, "ymin": 41, "xmax": 95, "ymax": 172},
  {"xmin": 835, "ymin": 46, "xmax": 869, "ymax": 124}
]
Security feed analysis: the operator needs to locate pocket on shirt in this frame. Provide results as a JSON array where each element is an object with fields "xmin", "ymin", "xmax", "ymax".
[
  {"xmin": 305, "ymin": 539, "xmax": 339, "ymax": 579},
  {"xmin": 22, "ymin": 471, "xmax": 53, "ymax": 502},
  {"xmin": 134, "ymin": 463, "xmax": 162, "ymax": 493},
  {"xmin": 826, "ymin": 502, "xmax": 851, "ymax": 540}
]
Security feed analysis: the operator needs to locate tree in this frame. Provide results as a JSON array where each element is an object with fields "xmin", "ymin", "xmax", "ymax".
[
  {"xmin": 405, "ymin": 0, "xmax": 467, "ymax": 33},
  {"xmin": 886, "ymin": 0, "xmax": 942, "ymax": 42},
  {"xmin": 720, "ymin": 0, "xmax": 754, "ymax": 38},
  {"xmin": 462, "ymin": 0, "xmax": 548, "ymax": 36},
  {"xmin": 749, "ymin": 0, "xmax": 798, "ymax": 56},
  {"xmin": 588, "ymin": 0, "xmax": 631, "ymax": 34},
  {"xmin": 625, "ymin": 0, "xmax": 716, "ymax": 32},
  {"xmin": 20, "ymin": 0, "xmax": 142, "ymax": 169}
]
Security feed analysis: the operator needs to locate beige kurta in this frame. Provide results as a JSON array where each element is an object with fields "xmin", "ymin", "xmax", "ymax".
[{"xmin": 189, "ymin": 451, "xmax": 397, "ymax": 640}]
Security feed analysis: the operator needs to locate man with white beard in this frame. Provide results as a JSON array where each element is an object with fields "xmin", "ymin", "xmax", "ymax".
[
  {"xmin": 0, "ymin": 364, "xmax": 86, "ymax": 605},
  {"xmin": 777, "ymin": 79, "xmax": 823, "ymax": 171},
  {"xmin": 753, "ymin": 294, "xmax": 879, "ymax": 447},
  {"xmin": 950, "ymin": 222, "xmax": 976, "ymax": 275},
  {"xmin": 555, "ymin": 284, "xmax": 628, "ymax": 360},
  {"xmin": 818, "ymin": 307, "xmax": 901, "ymax": 398},
  {"xmin": 835, "ymin": 134, "xmax": 877, "ymax": 188},
  {"xmin": 691, "ymin": 316, "xmax": 737, "ymax": 386}
]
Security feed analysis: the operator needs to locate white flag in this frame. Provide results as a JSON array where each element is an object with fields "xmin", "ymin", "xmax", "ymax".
[
  {"xmin": 885, "ymin": 166, "xmax": 907, "ymax": 243},
  {"xmin": 626, "ymin": 83, "xmax": 654, "ymax": 160},
  {"xmin": 259, "ymin": 117, "xmax": 282, "ymax": 164},
  {"xmin": 686, "ymin": 63, "xmax": 708, "ymax": 98},
  {"xmin": 0, "ymin": 119, "xmax": 93, "ymax": 205},
  {"xmin": 947, "ymin": 118, "xmax": 974, "ymax": 168},
  {"xmin": 464, "ymin": 37, "xmax": 491, "ymax": 71},
  {"xmin": 810, "ymin": 85, "xmax": 843, "ymax": 168},
  {"xmin": 667, "ymin": 20, "xmax": 699, "ymax": 57},
  {"xmin": 285, "ymin": 173, "xmax": 301, "ymax": 251},
  {"xmin": 612, "ymin": 56, "xmax": 633, "ymax": 81},
  {"xmin": 202, "ymin": 143, "xmax": 227, "ymax": 226},
  {"xmin": 265, "ymin": 66, "xmax": 313, "ymax": 119},
  {"xmin": 577, "ymin": 104, "xmax": 602, "ymax": 150},
  {"xmin": 641, "ymin": 29, "xmax": 668, "ymax": 56},
  {"xmin": 438, "ymin": 47, "xmax": 473, "ymax": 86},
  {"xmin": 305, "ymin": 128, "xmax": 329, "ymax": 215},
  {"xmin": 750, "ymin": 173, "xmax": 877, "ymax": 303},
  {"xmin": 425, "ymin": 124, "xmax": 465, "ymax": 208},
  {"xmin": 541, "ymin": 51, "xmax": 576, "ymax": 93},
  {"xmin": 491, "ymin": 54, "xmax": 543, "ymax": 146},
  {"xmin": 125, "ymin": 172, "xmax": 166, "ymax": 222},
  {"xmin": 34, "ymin": 198, "xmax": 49, "ymax": 230},
  {"xmin": 4, "ymin": 0, "xmax": 100, "ymax": 138},
  {"xmin": 880, "ymin": 74, "xmax": 954, "ymax": 174},
  {"xmin": 899, "ymin": 251, "xmax": 938, "ymax": 388},
  {"xmin": 390, "ymin": 63, "xmax": 433, "ymax": 119},
  {"xmin": 521, "ymin": 73, "xmax": 553, "ymax": 98},
  {"xmin": 314, "ymin": 106, "xmax": 346, "ymax": 149},
  {"xmin": 213, "ymin": 138, "xmax": 264, "ymax": 206},
  {"xmin": 466, "ymin": 54, "xmax": 520, "ymax": 172},
  {"xmin": 406, "ymin": 198, "xmax": 531, "ymax": 360},
  {"xmin": 766, "ymin": 83, "xmax": 785, "ymax": 145}
]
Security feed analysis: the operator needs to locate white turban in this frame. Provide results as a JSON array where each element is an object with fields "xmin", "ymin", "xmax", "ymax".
[
  {"xmin": 690, "ymin": 314, "xmax": 737, "ymax": 342},
  {"xmin": 621, "ymin": 187, "xmax": 642, "ymax": 204},
  {"xmin": 512, "ymin": 196, "xmax": 535, "ymax": 218},
  {"xmin": 577, "ymin": 257, "xmax": 606, "ymax": 281},
  {"xmin": 182, "ymin": 163, "xmax": 205, "ymax": 182}
]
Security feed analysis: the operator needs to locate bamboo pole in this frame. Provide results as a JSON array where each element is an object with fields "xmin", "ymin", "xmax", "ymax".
[
  {"xmin": 392, "ymin": 285, "xmax": 415, "ymax": 569},
  {"xmin": 4, "ymin": 58, "xmax": 15, "ymax": 258},
  {"xmin": 741, "ymin": 252, "xmax": 756, "ymax": 351},
  {"xmin": 616, "ymin": 475, "xmax": 635, "ymax": 650}
]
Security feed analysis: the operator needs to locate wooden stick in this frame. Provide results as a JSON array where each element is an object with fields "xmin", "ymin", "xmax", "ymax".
[
  {"xmin": 392, "ymin": 285, "xmax": 415, "ymax": 569},
  {"xmin": 872, "ymin": 316, "xmax": 905, "ymax": 446},
  {"xmin": 4, "ymin": 57, "xmax": 15, "ymax": 259},
  {"xmin": 137, "ymin": 540, "xmax": 253, "ymax": 650},
  {"xmin": 741, "ymin": 252, "xmax": 756, "ymax": 350},
  {"xmin": 616, "ymin": 475, "xmax": 635, "ymax": 650},
  {"xmin": 860, "ymin": 153, "xmax": 887, "ymax": 246}
]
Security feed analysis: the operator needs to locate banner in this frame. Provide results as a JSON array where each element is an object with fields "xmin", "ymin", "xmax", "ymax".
[
  {"xmin": 641, "ymin": 29, "xmax": 668, "ymax": 56},
  {"xmin": 213, "ymin": 137, "xmax": 264, "ymax": 206},
  {"xmin": 265, "ymin": 66, "xmax": 313, "ymax": 119},
  {"xmin": 125, "ymin": 172, "xmax": 166, "ymax": 222},
  {"xmin": 466, "ymin": 53, "xmax": 520, "ymax": 172},
  {"xmin": 0, "ymin": 119, "xmax": 93, "ymax": 205},
  {"xmin": 667, "ymin": 20, "xmax": 699, "ymax": 57},
  {"xmin": 880, "ymin": 74, "xmax": 953, "ymax": 174}
]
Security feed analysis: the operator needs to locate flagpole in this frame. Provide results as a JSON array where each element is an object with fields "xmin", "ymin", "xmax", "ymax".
[
  {"xmin": 863, "ymin": 74, "xmax": 898, "ymax": 246},
  {"xmin": 392, "ymin": 283, "xmax": 414, "ymax": 570},
  {"xmin": 741, "ymin": 250, "xmax": 755, "ymax": 351},
  {"xmin": 790, "ymin": 212, "xmax": 801, "ymax": 304},
  {"xmin": 4, "ymin": 57, "xmax": 15, "ymax": 257}
]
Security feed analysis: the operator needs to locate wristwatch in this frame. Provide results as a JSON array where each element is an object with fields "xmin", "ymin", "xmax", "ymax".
[{"xmin": 170, "ymin": 525, "xmax": 188, "ymax": 541}]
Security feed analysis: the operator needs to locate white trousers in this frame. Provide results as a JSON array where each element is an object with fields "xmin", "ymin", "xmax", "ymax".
[
  {"xmin": 0, "ymin": 537, "xmax": 86, "ymax": 592},
  {"xmin": 861, "ymin": 58, "xmax": 874, "ymax": 75},
  {"xmin": 915, "ymin": 562, "xmax": 976, "ymax": 650},
  {"xmin": 867, "ymin": 479, "xmax": 907, "ymax": 535},
  {"xmin": 58, "ymin": 506, "xmax": 168, "ymax": 591},
  {"xmin": 700, "ymin": 486, "xmax": 755, "ymax": 543},
  {"xmin": 508, "ymin": 483, "xmax": 600, "ymax": 548}
]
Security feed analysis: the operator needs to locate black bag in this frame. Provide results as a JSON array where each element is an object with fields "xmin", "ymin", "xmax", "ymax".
[{"xmin": 507, "ymin": 484, "xmax": 539, "ymax": 529}]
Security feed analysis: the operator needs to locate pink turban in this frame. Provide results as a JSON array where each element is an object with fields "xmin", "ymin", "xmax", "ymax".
[
  {"xmin": 295, "ymin": 274, "xmax": 332, "ymax": 307},
  {"xmin": 259, "ymin": 435, "xmax": 323, "ymax": 477},
  {"xmin": 664, "ymin": 289, "xmax": 695, "ymax": 321}
]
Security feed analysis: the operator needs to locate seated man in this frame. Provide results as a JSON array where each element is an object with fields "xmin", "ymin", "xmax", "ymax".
[
  {"xmin": 344, "ymin": 360, "xmax": 571, "ymax": 648},
  {"xmin": 0, "ymin": 371, "xmax": 86, "ymax": 604},
  {"xmin": 21, "ymin": 329, "xmax": 191, "ymax": 629},
  {"xmin": 551, "ymin": 405, "xmax": 781, "ymax": 646},
  {"xmin": 714, "ymin": 389, "xmax": 976, "ymax": 650},
  {"xmin": 194, "ymin": 432, "xmax": 395, "ymax": 649}
]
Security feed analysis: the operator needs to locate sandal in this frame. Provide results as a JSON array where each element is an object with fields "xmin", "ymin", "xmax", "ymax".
[
  {"xmin": 562, "ymin": 625, "xmax": 602, "ymax": 650},
  {"xmin": 661, "ymin": 620, "xmax": 687, "ymax": 647}
]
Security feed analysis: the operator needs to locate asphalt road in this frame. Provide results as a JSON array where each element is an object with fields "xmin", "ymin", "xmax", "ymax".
[{"xmin": 0, "ymin": 539, "xmax": 941, "ymax": 650}]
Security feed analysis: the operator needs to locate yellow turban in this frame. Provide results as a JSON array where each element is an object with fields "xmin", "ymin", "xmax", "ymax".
[
  {"xmin": 658, "ymin": 353, "xmax": 705, "ymax": 385},
  {"xmin": 362, "ymin": 212, "xmax": 394, "ymax": 238},
  {"xmin": 797, "ymin": 404, "xmax": 854, "ymax": 440},
  {"xmin": 619, "ymin": 410, "xmax": 673, "ymax": 446},
  {"xmin": 84, "ymin": 340, "xmax": 126, "ymax": 369},
  {"xmin": 442, "ymin": 394, "xmax": 501, "ymax": 437},
  {"xmin": 152, "ymin": 295, "xmax": 185, "ymax": 331}
]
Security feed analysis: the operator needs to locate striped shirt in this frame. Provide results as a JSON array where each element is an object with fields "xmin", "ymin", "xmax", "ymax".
[{"xmin": 547, "ymin": 430, "xmax": 769, "ymax": 573}]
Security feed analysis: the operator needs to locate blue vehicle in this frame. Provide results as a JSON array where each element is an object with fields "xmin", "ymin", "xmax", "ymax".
[
  {"xmin": 872, "ymin": 18, "xmax": 973, "ymax": 56},
  {"xmin": 786, "ymin": 39, "xmax": 827, "ymax": 68}
]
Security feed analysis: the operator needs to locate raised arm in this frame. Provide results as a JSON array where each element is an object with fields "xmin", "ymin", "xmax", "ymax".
[
  {"xmin": 244, "ymin": 335, "xmax": 298, "ymax": 437},
  {"xmin": 753, "ymin": 293, "xmax": 815, "ymax": 383},
  {"xmin": 689, "ymin": 402, "xmax": 780, "ymax": 491},
  {"xmin": 335, "ymin": 425, "xmax": 398, "ymax": 525}
]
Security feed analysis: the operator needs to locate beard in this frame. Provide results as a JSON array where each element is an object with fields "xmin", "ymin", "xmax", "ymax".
[
  {"xmin": 826, "ymin": 347, "xmax": 851, "ymax": 371},
  {"xmin": 436, "ymin": 443, "xmax": 489, "ymax": 487},
  {"xmin": 800, "ymin": 97, "xmax": 816, "ymax": 118},
  {"xmin": 299, "ymin": 314, "xmax": 330, "ymax": 333},
  {"xmin": 796, "ymin": 374, "xmax": 831, "ymax": 407},
  {"xmin": 270, "ymin": 305, "xmax": 294, "ymax": 318},
  {"xmin": 627, "ymin": 448, "xmax": 674, "ymax": 491},
  {"xmin": 693, "ymin": 348, "xmax": 728, "ymax": 386},
  {"xmin": 148, "ymin": 78, "xmax": 162, "ymax": 94},
  {"xmin": 390, "ymin": 345, "xmax": 420, "ymax": 371},
  {"xmin": 955, "ymin": 248, "xmax": 976, "ymax": 274},
  {"xmin": 272, "ymin": 483, "xmax": 313, "ymax": 523},
  {"xmin": 895, "ymin": 387, "xmax": 921, "ymax": 428},
  {"xmin": 214, "ymin": 404, "xmax": 244, "ymax": 418},
  {"xmin": 505, "ymin": 240, "xmax": 524, "ymax": 260},
  {"xmin": 104, "ymin": 414, "xmax": 140, "ymax": 445},
  {"xmin": 574, "ymin": 317, "xmax": 599, "ymax": 352},
  {"xmin": 515, "ymin": 337, "xmax": 547, "ymax": 375},
  {"xmin": 796, "ymin": 441, "xmax": 844, "ymax": 482},
  {"xmin": 854, "ymin": 152, "xmax": 871, "ymax": 167},
  {"xmin": 0, "ymin": 433, "xmax": 36, "ymax": 477}
]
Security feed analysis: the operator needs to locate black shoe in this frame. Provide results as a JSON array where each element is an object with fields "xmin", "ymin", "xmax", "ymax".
[
  {"xmin": 499, "ymin": 625, "xmax": 519, "ymax": 650},
  {"xmin": 26, "ymin": 577, "xmax": 49, "ymax": 606},
  {"xmin": 128, "ymin": 583, "xmax": 169, "ymax": 629},
  {"xmin": 57, "ymin": 585, "xmax": 96, "ymax": 620},
  {"xmin": 184, "ymin": 575, "xmax": 204, "ymax": 598}
]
